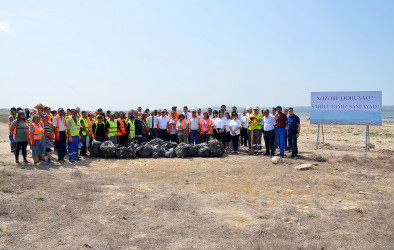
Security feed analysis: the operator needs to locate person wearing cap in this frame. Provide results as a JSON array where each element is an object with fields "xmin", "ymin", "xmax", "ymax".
[
  {"xmin": 30, "ymin": 115, "xmax": 47, "ymax": 166},
  {"xmin": 42, "ymin": 113, "xmax": 55, "ymax": 164},
  {"xmin": 106, "ymin": 112, "xmax": 118, "ymax": 145},
  {"xmin": 127, "ymin": 114, "xmax": 136, "ymax": 142},
  {"xmin": 188, "ymin": 110, "xmax": 201, "ymax": 144},
  {"xmin": 275, "ymin": 106, "xmax": 287, "ymax": 157},
  {"xmin": 168, "ymin": 111, "xmax": 179, "ymax": 143},
  {"xmin": 53, "ymin": 108, "xmax": 67, "ymax": 162},
  {"xmin": 177, "ymin": 114, "xmax": 189, "ymax": 143},
  {"xmin": 262, "ymin": 109, "xmax": 276, "ymax": 156},
  {"xmin": 43, "ymin": 106, "xmax": 51, "ymax": 118},
  {"xmin": 92, "ymin": 115, "xmax": 108, "ymax": 142},
  {"xmin": 8, "ymin": 107, "xmax": 17, "ymax": 153},
  {"xmin": 9, "ymin": 111, "xmax": 30, "ymax": 164},
  {"xmin": 248, "ymin": 106, "xmax": 263, "ymax": 155},
  {"xmin": 117, "ymin": 112, "xmax": 129, "ymax": 146},
  {"xmin": 67, "ymin": 109, "xmax": 81, "ymax": 162},
  {"xmin": 79, "ymin": 111, "xmax": 91, "ymax": 156},
  {"xmin": 147, "ymin": 110, "xmax": 159, "ymax": 140}
]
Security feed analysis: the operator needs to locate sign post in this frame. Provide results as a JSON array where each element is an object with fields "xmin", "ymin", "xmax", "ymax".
[{"xmin": 311, "ymin": 91, "xmax": 382, "ymax": 151}]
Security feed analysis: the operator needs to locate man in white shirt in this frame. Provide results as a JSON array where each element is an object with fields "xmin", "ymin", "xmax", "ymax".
[
  {"xmin": 52, "ymin": 108, "xmax": 67, "ymax": 162},
  {"xmin": 207, "ymin": 108, "xmax": 213, "ymax": 119},
  {"xmin": 271, "ymin": 107, "xmax": 278, "ymax": 148},
  {"xmin": 182, "ymin": 106, "xmax": 192, "ymax": 120},
  {"xmin": 188, "ymin": 110, "xmax": 201, "ymax": 144},
  {"xmin": 147, "ymin": 110, "xmax": 159, "ymax": 139},
  {"xmin": 263, "ymin": 109, "xmax": 276, "ymax": 156},
  {"xmin": 196, "ymin": 108, "xmax": 204, "ymax": 119},
  {"xmin": 157, "ymin": 110, "xmax": 169, "ymax": 141}
]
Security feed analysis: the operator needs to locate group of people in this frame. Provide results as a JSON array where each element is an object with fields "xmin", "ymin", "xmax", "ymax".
[{"xmin": 7, "ymin": 104, "xmax": 301, "ymax": 165}]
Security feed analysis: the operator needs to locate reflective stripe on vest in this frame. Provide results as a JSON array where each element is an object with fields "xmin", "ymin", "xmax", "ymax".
[
  {"xmin": 69, "ymin": 117, "xmax": 80, "ymax": 137},
  {"xmin": 80, "ymin": 118, "xmax": 90, "ymax": 136},
  {"xmin": 107, "ymin": 120, "xmax": 117, "ymax": 136},
  {"xmin": 128, "ymin": 121, "xmax": 135, "ymax": 139}
]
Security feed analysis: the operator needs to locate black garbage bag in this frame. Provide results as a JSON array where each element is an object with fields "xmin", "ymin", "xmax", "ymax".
[
  {"xmin": 115, "ymin": 146, "xmax": 128, "ymax": 158},
  {"xmin": 100, "ymin": 141, "xmax": 116, "ymax": 158},
  {"xmin": 175, "ymin": 143, "xmax": 190, "ymax": 158},
  {"xmin": 208, "ymin": 139, "xmax": 225, "ymax": 157},
  {"xmin": 161, "ymin": 141, "xmax": 178, "ymax": 151},
  {"xmin": 125, "ymin": 147, "xmax": 137, "ymax": 159},
  {"xmin": 198, "ymin": 143, "xmax": 211, "ymax": 157},
  {"xmin": 188, "ymin": 144, "xmax": 199, "ymax": 157},
  {"xmin": 90, "ymin": 140, "xmax": 102, "ymax": 157},
  {"xmin": 138, "ymin": 144, "xmax": 153, "ymax": 158},
  {"xmin": 164, "ymin": 148, "xmax": 176, "ymax": 158},
  {"xmin": 152, "ymin": 144, "xmax": 165, "ymax": 158},
  {"xmin": 129, "ymin": 142, "xmax": 138, "ymax": 150},
  {"xmin": 149, "ymin": 138, "xmax": 164, "ymax": 146}
]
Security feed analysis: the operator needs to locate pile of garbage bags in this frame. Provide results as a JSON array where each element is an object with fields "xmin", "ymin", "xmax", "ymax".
[{"xmin": 90, "ymin": 138, "xmax": 224, "ymax": 159}]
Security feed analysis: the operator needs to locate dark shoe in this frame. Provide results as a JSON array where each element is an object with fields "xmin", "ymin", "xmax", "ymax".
[
  {"xmin": 264, "ymin": 153, "xmax": 270, "ymax": 156},
  {"xmin": 58, "ymin": 159, "xmax": 65, "ymax": 163},
  {"xmin": 279, "ymin": 154, "xmax": 284, "ymax": 158},
  {"xmin": 69, "ymin": 159, "xmax": 75, "ymax": 163},
  {"xmin": 76, "ymin": 156, "xmax": 81, "ymax": 159}
]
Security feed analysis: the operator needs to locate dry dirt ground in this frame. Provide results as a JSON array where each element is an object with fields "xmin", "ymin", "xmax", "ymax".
[{"xmin": 0, "ymin": 119, "xmax": 393, "ymax": 249}]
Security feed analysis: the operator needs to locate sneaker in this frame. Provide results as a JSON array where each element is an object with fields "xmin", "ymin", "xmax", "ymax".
[
  {"xmin": 294, "ymin": 156, "xmax": 298, "ymax": 160},
  {"xmin": 69, "ymin": 159, "xmax": 75, "ymax": 163},
  {"xmin": 23, "ymin": 160, "xmax": 30, "ymax": 164},
  {"xmin": 42, "ymin": 161, "xmax": 48, "ymax": 165},
  {"xmin": 34, "ymin": 162, "xmax": 42, "ymax": 166},
  {"xmin": 48, "ymin": 160, "xmax": 54, "ymax": 164},
  {"xmin": 58, "ymin": 159, "xmax": 65, "ymax": 163},
  {"xmin": 15, "ymin": 160, "xmax": 20, "ymax": 164}
]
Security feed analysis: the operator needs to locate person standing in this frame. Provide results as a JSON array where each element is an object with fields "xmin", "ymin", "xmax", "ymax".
[
  {"xmin": 8, "ymin": 107, "xmax": 17, "ymax": 153},
  {"xmin": 244, "ymin": 106, "xmax": 253, "ymax": 152},
  {"xmin": 271, "ymin": 107, "xmax": 278, "ymax": 148},
  {"xmin": 92, "ymin": 115, "xmax": 108, "ymax": 142},
  {"xmin": 30, "ymin": 115, "xmax": 46, "ymax": 166},
  {"xmin": 200, "ymin": 112, "xmax": 213, "ymax": 143},
  {"xmin": 177, "ymin": 114, "xmax": 189, "ymax": 143},
  {"xmin": 207, "ymin": 108, "xmax": 213, "ymax": 119},
  {"xmin": 248, "ymin": 106, "xmax": 263, "ymax": 155},
  {"xmin": 157, "ymin": 110, "xmax": 169, "ymax": 141},
  {"xmin": 283, "ymin": 108, "xmax": 289, "ymax": 151},
  {"xmin": 117, "ymin": 112, "xmax": 129, "ymax": 146},
  {"xmin": 9, "ymin": 111, "xmax": 30, "ymax": 164},
  {"xmin": 188, "ymin": 110, "xmax": 201, "ymax": 144},
  {"xmin": 182, "ymin": 106, "xmax": 192, "ymax": 120},
  {"xmin": 262, "ymin": 109, "xmax": 276, "ymax": 156},
  {"xmin": 171, "ymin": 106, "xmax": 180, "ymax": 118},
  {"xmin": 141, "ymin": 113, "xmax": 150, "ymax": 142},
  {"xmin": 67, "ymin": 109, "xmax": 81, "ymax": 162},
  {"xmin": 222, "ymin": 112, "xmax": 231, "ymax": 152},
  {"xmin": 228, "ymin": 113, "xmax": 242, "ymax": 154},
  {"xmin": 107, "ymin": 112, "xmax": 118, "ymax": 145},
  {"xmin": 42, "ymin": 113, "xmax": 55, "ymax": 164},
  {"xmin": 275, "ymin": 106, "xmax": 287, "ymax": 157},
  {"xmin": 147, "ymin": 110, "xmax": 159, "ymax": 139},
  {"xmin": 240, "ymin": 109, "xmax": 248, "ymax": 148},
  {"xmin": 168, "ymin": 112, "xmax": 179, "ymax": 143},
  {"xmin": 53, "ymin": 108, "xmax": 67, "ymax": 162},
  {"xmin": 127, "ymin": 114, "xmax": 136, "ymax": 142},
  {"xmin": 213, "ymin": 110, "xmax": 225, "ymax": 142},
  {"xmin": 287, "ymin": 108, "xmax": 300, "ymax": 159},
  {"xmin": 196, "ymin": 108, "xmax": 204, "ymax": 120},
  {"xmin": 79, "ymin": 111, "xmax": 90, "ymax": 156}
]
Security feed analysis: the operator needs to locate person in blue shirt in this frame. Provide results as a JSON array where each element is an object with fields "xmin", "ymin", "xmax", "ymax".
[{"xmin": 287, "ymin": 108, "xmax": 301, "ymax": 159}]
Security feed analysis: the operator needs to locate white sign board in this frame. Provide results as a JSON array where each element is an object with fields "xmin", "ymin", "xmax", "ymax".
[{"xmin": 311, "ymin": 91, "xmax": 382, "ymax": 125}]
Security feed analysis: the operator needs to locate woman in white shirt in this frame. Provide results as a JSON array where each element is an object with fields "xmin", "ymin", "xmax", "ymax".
[
  {"xmin": 229, "ymin": 112, "xmax": 242, "ymax": 154},
  {"xmin": 223, "ymin": 112, "xmax": 231, "ymax": 153}
]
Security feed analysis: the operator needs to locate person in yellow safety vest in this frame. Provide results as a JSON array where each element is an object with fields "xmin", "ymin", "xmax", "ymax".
[
  {"xmin": 127, "ymin": 114, "xmax": 136, "ymax": 142},
  {"xmin": 117, "ymin": 112, "xmax": 129, "ymax": 146},
  {"xmin": 248, "ymin": 106, "xmax": 263, "ymax": 155},
  {"xmin": 79, "ymin": 111, "xmax": 91, "ymax": 156},
  {"xmin": 67, "ymin": 109, "xmax": 81, "ymax": 162},
  {"xmin": 141, "ymin": 112, "xmax": 150, "ymax": 142},
  {"xmin": 8, "ymin": 107, "xmax": 17, "ymax": 153},
  {"xmin": 106, "ymin": 112, "xmax": 118, "ymax": 145}
]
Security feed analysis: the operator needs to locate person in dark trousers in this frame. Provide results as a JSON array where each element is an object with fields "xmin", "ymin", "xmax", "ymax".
[
  {"xmin": 283, "ymin": 108, "xmax": 289, "ymax": 151},
  {"xmin": 262, "ymin": 109, "xmax": 276, "ymax": 156},
  {"xmin": 53, "ymin": 108, "xmax": 67, "ymax": 162},
  {"xmin": 287, "ymin": 107, "xmax": 301, "ymax": 159},
  {"xmin": 92, "ymin": 115, "xmax": 108, "ymax": 142},
  {"xmin": 117, "ymin": 112, "xmax": 129, "ymax": 146},
  {"xmin": 9, "ymin": 111, "xmax": 30, "ymax": 164}
]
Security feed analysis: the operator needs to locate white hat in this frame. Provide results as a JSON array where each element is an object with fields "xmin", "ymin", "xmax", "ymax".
[
  {"xmin": 253, "ymin": 106, "xmax": 259, "ymax": 110},
  {"xmin": 246, "ymin": 106, "xmax": 252, "ymax": 110}
]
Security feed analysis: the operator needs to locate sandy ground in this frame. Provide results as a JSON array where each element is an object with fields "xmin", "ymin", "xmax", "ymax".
[{"xmin": 0, "ymin": 119, "xmax": 393, "ymax": 249}]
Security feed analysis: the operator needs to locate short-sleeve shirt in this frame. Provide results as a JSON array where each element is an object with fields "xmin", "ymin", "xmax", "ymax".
[
  {"xmin": 157, "ymin": 116, "xmax": 169, "ymax": 130},
  {"xmin": 275, "ymin": 113, "xmax": 287, "ymax": 128},
  {"xmin": 228, "ymin": 119, "xmax": 242, "ymax": 135},
  {"xmin": 287, "ymin": 114, "xmax": 300, "ymax": 131},
  {"xmin": 12, "ymin": 120, "xmax": 29, "ymax": 142}
]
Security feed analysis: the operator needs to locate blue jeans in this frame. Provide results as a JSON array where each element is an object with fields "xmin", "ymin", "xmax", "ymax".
[
  {"xmin": 68, "ymin": 136, "xmax": 79, "ymax": 160},
  {"xmin": 276, "ymin": 128, "xmax": 286, "ymax": 154},
  {"xmin": 189, "ymin": 130, "xmax": 200, "ymax": 144},
  {"xmin": 288, "ymin": 130, "xmax": 298, "ymax": 157}
]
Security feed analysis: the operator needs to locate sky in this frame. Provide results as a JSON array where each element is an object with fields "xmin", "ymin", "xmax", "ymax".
[{"xmin": 0, "ymin": 0, "xmax": 393, "ymax": 110}]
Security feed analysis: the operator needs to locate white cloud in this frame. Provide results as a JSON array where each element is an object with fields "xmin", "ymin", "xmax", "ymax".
[{"xmin": 0, "ymin": 21, "xmax": 12, "ymax": 35}]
